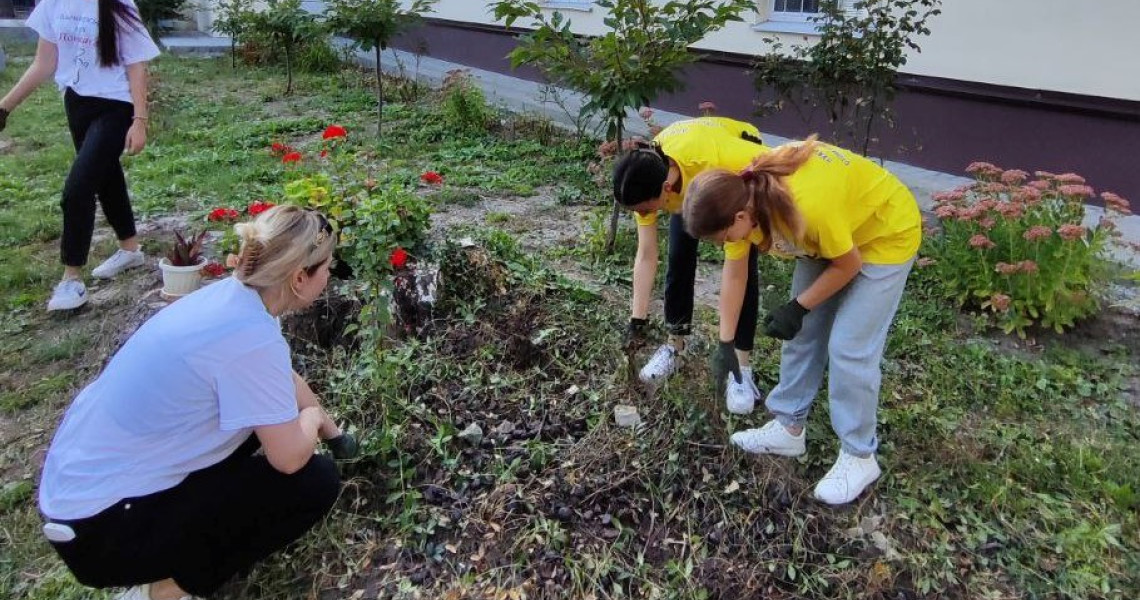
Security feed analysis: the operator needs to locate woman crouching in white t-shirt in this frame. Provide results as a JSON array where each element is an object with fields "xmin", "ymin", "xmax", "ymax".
[{"xmin": 38, "ymin": 206, "xmax": 358, "ymax": 600}]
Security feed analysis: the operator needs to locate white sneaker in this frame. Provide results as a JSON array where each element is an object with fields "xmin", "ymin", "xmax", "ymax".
[
  {"xmin": 730, "ymin": 420, "xmax": 805, "ymax": 457},
  {"xmin": 47, "ymin": 279, "xmax": 87, "ymax": 311},
  {"xmin": 638, "ymin": 343, "xmax": 680, "ymax": 385},
  {"xmin": 813, "ymin": 450, "xmax": 882, "ymax": 505},
  {"xmin": 92, "ymin": 248, "xmax": 146, "ymax": 279},
  {"xmin": 116, "ymin": 584, "xmax": 199, "ymax": 600},
  {"xmin": 725, "ymin": 367, "xmax": 762, "ymax": 414}
]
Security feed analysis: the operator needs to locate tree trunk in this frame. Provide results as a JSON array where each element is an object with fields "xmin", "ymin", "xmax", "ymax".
[
  {"xmin": 284, "ymin": 42, "xmax": 293, "ymax": 95},
  {"xmin": 375, "ymin": 43, "xmax": 383, "ymax": 138},
  {"xmin": 230, "ymin": 38, "xmax": 236, "ymax": 69},
  {"xmin": 604, "ymin": 118, "xmax": 624, "ymax": 255},
  {"xmin": 861, "ymin": 93, "xmax": 877, "ymax": 157}
]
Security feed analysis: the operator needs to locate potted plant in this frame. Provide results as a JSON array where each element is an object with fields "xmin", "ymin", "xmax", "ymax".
[{"xmin": 160, "ymin": 229, "xmax": 208, "ymax": 297}]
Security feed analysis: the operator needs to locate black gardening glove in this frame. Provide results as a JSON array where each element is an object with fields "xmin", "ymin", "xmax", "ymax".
[
  {"xmin": 0, "ymin": 108, "xmax": 9, "ymax": 133},
  {"xmin": 763, "ymin": 299, "xmax": 810, "ymax": 341},
  {"xmin": 622, "ymin": 317, "xmax": 648, "ymax": 351},
  {"xmin": 325, "ymin": 432, "xmax": 359, "ymax": 460},
  {"xmin": 712, "ymin": 340, "xmax": 742, "ymax": 386}
]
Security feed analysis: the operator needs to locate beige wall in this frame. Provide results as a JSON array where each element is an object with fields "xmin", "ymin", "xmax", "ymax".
[{"xmin": 421, "ymin": 0, "xmax": 1139, "ymax": 101}]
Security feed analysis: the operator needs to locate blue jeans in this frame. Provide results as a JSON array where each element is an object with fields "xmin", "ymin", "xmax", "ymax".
[{"xmin": 765, "ymin": 257, "xmax": 914, "ymax": 456}]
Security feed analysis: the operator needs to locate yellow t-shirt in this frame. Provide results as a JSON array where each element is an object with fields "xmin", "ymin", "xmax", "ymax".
[
  {"xmin": 723, "ymin": 143, "xmax": 921, "ymax": 265},
  {"xmin": 633, "ymin": 117, "xmax": 766, "ymax": 227}
]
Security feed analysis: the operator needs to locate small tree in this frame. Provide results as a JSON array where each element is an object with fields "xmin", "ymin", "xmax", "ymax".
[
  {"xmin": 492, "ymin": 0, "xmax": 752, "ymax": 253},
  {"xmin": 246, "ymin": 0, "xmax": 323, "ymax": 94},
  {"xmin": 753, "ymin": 0, "xmax": 941, "ymax": 156},
  {"xmin": 211, "ymin": 0, "xmax": 253, "ymax": 69},
  {"xmin": 326, "ymin": 0, "xmax": 436, "ymax": 137}
]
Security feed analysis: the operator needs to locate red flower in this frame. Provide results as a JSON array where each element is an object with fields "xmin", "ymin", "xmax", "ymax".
[
  {"xmin": 420, "ymin": 171, "xmax": 444, "ymax": 185},
  {"xmin": 207, "ymin": 207, "xmax": 240, "ymax": 222},
  {"xmin": 282, "ymin": 151, "xmax": 302, "ymax": 164},
  {"xmin": 201, "ymin": 261, "xmax": 226, "ymax": 278},
  {"xmin": 320, "ymin": 149, "xmax": 328, "ymax": 158},
  {"xmin": 247, "ymin": 201, "xmax": 275, "ymax": 216},
  {"xmin": 389, "ymin": 247, "xmax": 408, "ymax": 269},
  {"xmin": 270, "ymin": 142, "xmax": 291, "ymax": 155},
  {"xmin": 322, "ymin": 125, "xmax": 347, "ymax": 140}
]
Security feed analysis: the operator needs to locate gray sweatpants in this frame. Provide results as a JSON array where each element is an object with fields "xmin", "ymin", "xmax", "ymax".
[{"xmin": 765, "ymin": 257, "xmax": 914, "ymax": 456}]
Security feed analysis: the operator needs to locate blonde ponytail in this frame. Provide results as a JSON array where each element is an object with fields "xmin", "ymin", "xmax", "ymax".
[
  {"xmin": 684, "ymin": 136, "xmax": 817, "ymax": 250},
  {"xmin": 233, "ymin": 205, "xmax": 335, "ymax": 293}
]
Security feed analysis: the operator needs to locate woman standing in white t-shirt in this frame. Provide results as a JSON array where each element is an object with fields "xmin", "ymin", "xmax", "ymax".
[
  {"xmin": 0, "ymin": 0, "xmax": 158, "ymax": 311},
  {"xmin": 39, "ymin": 206, "xmax": 358, "ymax": 600}
]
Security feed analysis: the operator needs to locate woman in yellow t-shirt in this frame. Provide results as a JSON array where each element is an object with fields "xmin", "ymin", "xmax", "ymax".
[
  {"xmin": 682, "ymin": 137, "xmax": 921, "ymax": 505},
  {"xmin": 612, "ymin": 117, "xmax": 767, "ymax": 413}
]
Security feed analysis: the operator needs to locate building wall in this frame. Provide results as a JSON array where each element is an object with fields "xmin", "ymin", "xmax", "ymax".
[
  {"xmin": 391, "ymin": 18, "xmax": 1140, "ymax": 202},
  {"xmin": 420, "ymin": 0, "xmax": 1139, "ymax": 101}
]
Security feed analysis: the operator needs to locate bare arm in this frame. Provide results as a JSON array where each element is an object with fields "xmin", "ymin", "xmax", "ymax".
[
  {"xmin": 717, "ymin": 256, "xmax": 749, "ymax": 342},
  {"xmin": 124, "ymin": 61, "xmax": 149, "ymax": 154},
  {"xmin": 293, "ymin": 370, "xmax": 341, "ymax": 440},
  {"xmin": 255, "ymin": 407, "xmax": 325, "ymax": 474},
  {"xmin": 796, "ymin": 247, "xmax": 862, "ymax": 309},
  {"xmin": 631, "ymin": 224, "xmax": 659, "ymax": 319},
  {"xmin": 0, "ymin": 39, "xmax": 59, "ymax": 113}
]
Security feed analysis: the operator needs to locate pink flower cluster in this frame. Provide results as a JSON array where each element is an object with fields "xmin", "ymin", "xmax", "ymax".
[
  {"xmin": 995, "ymin": 260, "xmax": 1039, "ymax": 275},
  {"xmin": 1101, "ymin": 192, "xmax": 1132, "ymax": 215},
  {"xmin": 1023, "ymin": 225, "xmax": 1052, "ymax": 241},
  {"xmin": 1057, "ymin": 224, "xmax": 1087, "ymax": 241}
]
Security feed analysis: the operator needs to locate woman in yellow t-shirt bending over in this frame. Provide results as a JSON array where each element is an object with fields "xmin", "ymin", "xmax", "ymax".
[
  {"xmin": 683, "ymin": 137, "xmax": 920, "ymax": 505},
  {"xmin": 612, "ymin": 116, "xmax": 768, "ymax": 413}
]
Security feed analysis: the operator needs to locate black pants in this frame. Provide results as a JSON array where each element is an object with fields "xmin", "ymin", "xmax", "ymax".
[
  {"xmin": 61, "ymin": 88, "xmax": 138, "ymax": 267},
  {"xmin": 665, "ymin": 213, "xmax": 759, "ymax": 351},
  {"xmin": 45, "ymin": 436, "xmax": 341, "ymax": 597}
]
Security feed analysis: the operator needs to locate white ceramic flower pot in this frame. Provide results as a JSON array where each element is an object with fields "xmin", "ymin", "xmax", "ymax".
[{"xmin": 159, "ymin": 257, "xmax": 205, "ymax": 297}]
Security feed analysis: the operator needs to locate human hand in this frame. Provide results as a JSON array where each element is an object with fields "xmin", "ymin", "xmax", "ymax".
[
  {"xmin": 124, "ymin": 119, "xmax": 147, "ymax": 155},
  {"xmin": 326, "ymin": 432, "xmax": 359, "ymax": 460},
  {"xmin": 763, "ymin": 299, "xmax": 810, "ymax": 340},
  {"xmin": 712, "ymin": 340, "xmax": 742, "ymax": 386},
  {"xmin": 622, "ymin": 317, "xmax": 648, "ymax": 351}
]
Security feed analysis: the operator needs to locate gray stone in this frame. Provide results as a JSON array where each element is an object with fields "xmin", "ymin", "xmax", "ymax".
[
  {"xmin": 457, "ymin": 423, "xmax": 483, "ymax": 445},
  {"xmin": 613, "ymin": 404, "xmax": 641, "ymax": 427}
]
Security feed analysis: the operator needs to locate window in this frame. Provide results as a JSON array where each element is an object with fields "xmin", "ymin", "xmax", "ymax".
[
  {"xmin": 770, "ymin": 0, "xmax": 821, "ymax": 22},
  {"xmin": 540, "ymin": 0, "xmax": 594, "ymax": 12},
  {"xmin": 754, "ymin": 0, "xmax": 837, "ymax": 35}
]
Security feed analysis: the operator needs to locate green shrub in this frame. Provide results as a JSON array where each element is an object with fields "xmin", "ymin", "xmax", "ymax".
[
  {"xmin": 925, "ymin": 164, "xmax": 1131, "ymax": 335},
  {"xmin": 439, "ymin": 69, "xmax": 494, "ymax": 133}
]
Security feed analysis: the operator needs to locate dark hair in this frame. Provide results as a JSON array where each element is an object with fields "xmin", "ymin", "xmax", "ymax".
[
  {"xmin": 98, "ymin": 0, "xmax": 145, "ymax": 68},
  {"xmin": 612, "ymin": 145, "xmax": 669, "ymax": 207},
  {"xmin": 683, "ymin": 137, "xmax": 818, "ymax": 251}
]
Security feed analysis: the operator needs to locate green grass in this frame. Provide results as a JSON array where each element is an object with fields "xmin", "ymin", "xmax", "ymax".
[{"xmin": 0, "ymin": 48, "xmax": 1137, "ymax": 600}]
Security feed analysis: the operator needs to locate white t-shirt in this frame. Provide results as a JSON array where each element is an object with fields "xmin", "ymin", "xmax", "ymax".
[
  {"xmin": 39, "ymin": 277, "xmax": 299, "ymax": 520},
  {"xmin": 26, "ymin": 0, "xmax": 160, "ymax": 104}
]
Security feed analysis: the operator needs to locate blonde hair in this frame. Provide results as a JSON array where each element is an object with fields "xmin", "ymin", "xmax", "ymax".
[
  {"xmin": 233, "ymin": 205, "xmax": 335, "ymax": 292},
  {"xmin": 683, "ymin": 137, "xmax": 817, "ymax": 251}
]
